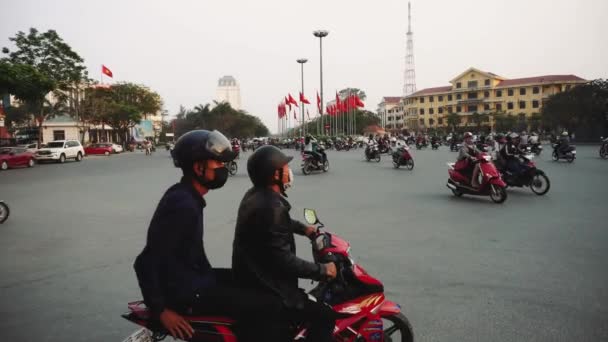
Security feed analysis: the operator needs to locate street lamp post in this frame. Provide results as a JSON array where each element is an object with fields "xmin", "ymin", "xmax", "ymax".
[
  {"xmin": 296, "ymin": 58, "xmax": 308, "ymax": 138},
  {"xmin": 313, "ymin": 30, "xmax": 329, "ymax": 136}
]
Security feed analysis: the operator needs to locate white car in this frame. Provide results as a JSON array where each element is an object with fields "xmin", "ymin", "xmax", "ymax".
[
  {"xmin": 18, "ymin": 143, "xmax": 40, "ymax": 154},
  {"xmin": 111, "ymin": 143, "xmax": 124, "ymax": 153},
  {"xmin": 35, "ymin": 140, "xmax": 85, "ymax": 163}
]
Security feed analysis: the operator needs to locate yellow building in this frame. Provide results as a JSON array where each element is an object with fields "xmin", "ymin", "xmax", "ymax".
[{"xmin": 401, "ymin": 67, "xmax": 586, "ymax": 130}]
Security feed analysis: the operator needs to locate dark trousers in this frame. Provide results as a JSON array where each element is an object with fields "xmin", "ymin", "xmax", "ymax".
[
  {"xmin": 304, "ymin": 151, "xmax": 323, "ymax": 164},
  {"xmin": 286, "ymin": 298, "xmax": 335, "ymax": 342}
]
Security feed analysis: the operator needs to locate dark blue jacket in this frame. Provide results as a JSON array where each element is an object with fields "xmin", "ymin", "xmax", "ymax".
[{"xmin": 134, "ymin": 178, "xmax": 215, "ymax": 316}]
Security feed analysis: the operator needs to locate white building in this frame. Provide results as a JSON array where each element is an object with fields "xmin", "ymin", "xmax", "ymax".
[
  {"xmin": 377, "ymin": 97, "xmax": 402, "ymax": 131},
  {"xmin": 215, "ymin": 76, "xmax": 242, "ymax": 110}
]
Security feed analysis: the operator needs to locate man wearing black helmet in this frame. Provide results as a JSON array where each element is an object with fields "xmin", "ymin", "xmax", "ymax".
[
  {"xmin": 233, "ymin": 145, "xmax": 338, "ymax": 342},
  {"xmin": 134, "ymin": 130, "xmax": 279, "ymax": 341}
]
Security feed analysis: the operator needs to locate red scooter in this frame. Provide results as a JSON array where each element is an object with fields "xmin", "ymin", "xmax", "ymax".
[
  {"xmin": 446, "ymin": 153, "xmax": 508, "ymax": 203},
  {"xmin": 392, "ymin": 146, "xmax": 414, "ymax": 170},
  {"xmin": 121, "ymin": 209, "xmax": 414, "ymax": 342}
]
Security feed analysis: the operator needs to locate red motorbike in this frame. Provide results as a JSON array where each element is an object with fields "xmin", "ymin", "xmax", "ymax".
[
  {"xmin": 121, "ymin": 209, "xmax": 414, "ymax": 342},
  {"xmin": 446, "ymin": 153, "xmax": 508, "ymax": 203},
  {"xmin": 231, "ymin": 143, "xmax": 241, "ymax": 159},
  {"xmin": 392, "ymin": 146, "xmax": 414, "ymax": 170}
]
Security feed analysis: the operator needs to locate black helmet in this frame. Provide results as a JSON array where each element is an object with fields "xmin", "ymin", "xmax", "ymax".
[
  {"xmin": 247, "ymin": 145, "xmax": 293, "ymax": 187},
  {"xmin": 172, "ymin": 130, "xmax": 236, "ymax": 169}
]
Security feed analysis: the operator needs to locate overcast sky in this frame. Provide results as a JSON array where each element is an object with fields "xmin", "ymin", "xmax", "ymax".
[{"xmin": 2, "ymin": 0, "xmax": 607, "ymax": 133}]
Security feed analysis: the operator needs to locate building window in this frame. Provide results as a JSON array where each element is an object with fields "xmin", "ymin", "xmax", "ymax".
[
  {"xmin": 520, "ymin": 88, "xmax": 526, "ymax": 95},
  {"xmin": 429, "ymin": 96, "xmax": 434, "ymax": 102},
  {"xmin": 420, "ymin": 97, "xmax": 425, "ymax": 103},
  {"xmin": 496, "ymin": 103, "xmax": 502, "ymax": 111},
  {"xmin": 508, "ymin": 89, "xmax": 514, "ymax": 96},
  {"xmin": 419, "ymin": 108, "xmax": 424, "ymax": 115},
  {"xmin": 456, "ymin": 106, "xmax": 462, "ymax": 112},
  {"xmin": 496, "ymin": 90, "xmax": 503, "ymax": 97},
  {"xmin": 484, "ymin": 79, "xmax": 490, "ymax": 86},
  {"xmin": 533, "ymin": 87, "xmax": 539, "ymax": 94},
  {"xmin": 53, "ymin": 130, "xmax": 65, "ymax": 141},
  {"xmin": 468, "ymin": 81, "xmax": 478, "ymax": 88},
  {"xmin": 448, "ymin": 94, "xmax": 453, "ymax": 101},
  {"xmin": 438, "ymin": 107, "xmax": 444, "ymax": 114},
  {"xmin": 419, "ymin": 119, "xmax": 425, "ymax": 126},
  {"xmin": 484, "ymin": 104, "xmax": 490, "ymax": 111},
  {"xmin": 456, "ymin": 82, "xmax": 462, "ymax": 89},
  {"xmin": 532, "ymin": 100, "xmax": 539, "ymax": 108},
  {"xmin": 429, "ymin": 118, "xmax": 435, "ymax": 126},
  {"xmin": 456, "ymin": 94, "xmax": 462, "ymax": 100},
  {"xmin": 438, "ymin": 118, "xmax": 443, "ymax": 125},
  {"xmin": 519, "ymin": 101, "xmax": 526, "ymax": 109},
  {"xmin": 484, "ymin": 91, "xmax": 490, "ymax": 98},
  {"xmin": 468, "ymin": 104, "xmax": 477, "ymax": 112},
  {"xmin": 438, "ymin": 95, "xmax": 443, "ymax": 101},
  {"xmin": 447, "ymin": 106, "xmax": 453, "ymax": 113},
  {"xmin": 507, "ymin": 102, "xmax": 514, "ymax": 110},
  {"xmin": 468, "ymin": 92, "xmax": 478, "ymax": 99},
  {"xmin": 429, "ymin": 108, "xmax": 434, "ymax": 114}
]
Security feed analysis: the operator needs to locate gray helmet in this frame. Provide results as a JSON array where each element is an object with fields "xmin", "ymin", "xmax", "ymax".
[{"xmin": 172, "ymin": 130, "xmax": 236, "ymax": 169}]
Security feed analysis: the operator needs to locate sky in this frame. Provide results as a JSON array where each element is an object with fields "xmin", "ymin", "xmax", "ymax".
[{"xmin": 2, "ymin": 0, "xmax": 607, "ymax": 133}]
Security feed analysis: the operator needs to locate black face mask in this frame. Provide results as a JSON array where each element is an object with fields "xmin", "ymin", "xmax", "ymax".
[{"xmin": 195, "ymin": 167, "xmax": 229, "ymax": 190}]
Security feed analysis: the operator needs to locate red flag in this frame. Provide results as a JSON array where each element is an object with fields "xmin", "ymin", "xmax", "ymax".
[
  {"xmin": 317, "ymin": 92, "xmax": 321, "ymax": 113},
  {"xmin": 288, "ymin": 94, "xmax": 299, "ymax": 107},
  {"xmin": 102, "ymin": 65, "xmax": 113, "ymax": 78},
  {"xmin": 355, "ymin": 95, "xmax": 365, "ymax": 107},
  {"xmin": 300, "ymin": 92, "xmax": 311, "ymax": 104}
]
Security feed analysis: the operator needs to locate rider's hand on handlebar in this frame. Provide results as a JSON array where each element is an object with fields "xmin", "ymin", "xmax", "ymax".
[
  {"xmin": 160, "ymin": 309, "xmax": 194, "ymax": 340},
  {"xmin": 324, "ymin": 262, "xmax": 338, "ymax": 279},
  {"xmin": 304, "ymin": 225, "xmax": 318, "ymax": 239}
]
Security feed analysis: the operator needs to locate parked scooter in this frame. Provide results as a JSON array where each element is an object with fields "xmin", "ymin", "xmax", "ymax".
[
  {"xmin": 392, "ymin": 145, "xmax": 415, "ymax": 170},
  {"xmin": 551, "ymin": 144, "xmax": 576, "ymax": 163},
  {"xmin": 0, "ymin": 200, "xmax": 9, "ymax": 224},
  {"xmin": 121, "ymin": 209, "xmax": 414, "ymax": 342},
  {"xmin": 498, "ymin": 153, "xmax": 550, "ymax": 195},
  {"xmin": 446, "ymin": 153, "xmax": 508, "ymax": 203}
]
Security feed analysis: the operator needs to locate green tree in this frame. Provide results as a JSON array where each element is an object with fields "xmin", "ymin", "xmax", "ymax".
[
  {"xmin": 446, "ymin": 113, "xmax": 460, "ymax": 132},
  {"xmin": 338, "ymin": 88, "xmax": 367, "ymax": 101},
  {"xmin": 494, "ymin": 112, "xmax": 517, "ymax": 132},
  {"xmin": 470, "ymin": 112, "xmax": 483, "ymax": 129},
  {"xmin": 2, "ymin": 28, "xmax": 88, "ymax": 144}
]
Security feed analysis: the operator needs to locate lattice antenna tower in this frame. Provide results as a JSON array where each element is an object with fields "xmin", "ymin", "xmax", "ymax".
[{"xmin": 403, "ymin": 1, "xmax": 417, "ymax": 96}]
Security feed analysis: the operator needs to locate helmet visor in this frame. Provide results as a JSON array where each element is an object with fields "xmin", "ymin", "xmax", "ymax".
[{"xmin": 206, "ymin": 130, "xmax": 237, "ymax": 162}]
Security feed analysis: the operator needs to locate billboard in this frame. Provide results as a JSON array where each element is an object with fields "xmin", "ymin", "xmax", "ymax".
[{"xmin": 131, "ymin": 120, "xmax": 154, "ymax": 141}]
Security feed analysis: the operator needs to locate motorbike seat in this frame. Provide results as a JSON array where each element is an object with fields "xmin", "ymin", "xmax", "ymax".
[{"xmin": 126, "ymin": 301, "xmax": 236, "ymax": 325}]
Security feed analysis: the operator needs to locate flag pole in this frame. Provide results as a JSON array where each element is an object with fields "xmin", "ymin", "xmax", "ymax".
[{"xmin": 100, "ymin": 65, "xmax": 103, "ymax": 85}]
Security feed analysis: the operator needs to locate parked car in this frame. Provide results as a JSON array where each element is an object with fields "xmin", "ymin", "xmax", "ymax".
[
  {"xmin": 18, "ymin": 142, "xmax": 40, "ymax": 154},
  {"xmin": 35, "ymin": 140, "xmax": 85, "ymax": 163},
  {"xmin": 111, "ymin": 143, "xmax": 124, "ymax": 153},
  {"xmin": 1, "ymin": 147, "xmax": 36, "ymax": 170},
  {"xmin": 85, "ymin": 143, "xmax": 114, "ymax": 156}
]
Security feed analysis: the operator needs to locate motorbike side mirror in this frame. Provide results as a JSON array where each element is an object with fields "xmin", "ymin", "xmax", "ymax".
[{"xmin": 304, "ymin": 208, "xmax": 319, "ymax": 225}]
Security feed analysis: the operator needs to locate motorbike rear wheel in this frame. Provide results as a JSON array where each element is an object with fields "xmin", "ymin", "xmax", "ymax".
[
  {"xmin": 382, "ymin": 313, "xmax": 414, "ymax": 342},
  {"xmin": 0, "ymin": 202, "xmax": 9, "ymax": 224},
  {"xmin": 228, "ymin": 161, "xmax": 238, "ymax": 176},
  {"xmin": 302, "ymin": 162, "xmax": 312, "ymax": 175},
  {"xmin": 567, "ymin": 154, "xmax": 575, "ymax": 163},
  {"xmin": 600, "ymin": 147, "xmax": 607, "ymax": 159},
  {"xmin": 530, "ymin": 172, "xmax": 550, "ymax": 195},
  {"xmin": 490, "ymin": 184, "xmax": 507, "ymax": 204},
  {"xmin": 552, "ymin": 151, "xmax": 559, "ymax": 161}
]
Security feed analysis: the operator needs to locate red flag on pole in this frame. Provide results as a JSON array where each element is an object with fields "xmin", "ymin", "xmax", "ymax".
[
  {"xmin": 300, "ymin": 92, "xmax": 310, "ymax": 104},
  {"xmin": 102, "ymin": 65, "xmax": 113, "ymax": 78},
  {"xmin": 288, "ymin": 94, "xmax": 299, "ymax": 107},
  {"xmin": 355, "ymin": 95, "xmax": 365, "ymax": 107},
  {"xmin": 317, "ymin": 92, "xmax": 321, "ymax": 113}
]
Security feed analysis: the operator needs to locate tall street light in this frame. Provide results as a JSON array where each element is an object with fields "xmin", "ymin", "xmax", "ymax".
[
  {"xmin": 297, "ymin": 58, "xmax": 308, "ymax": 138},
  {"xmin": 313, "ymin": 30, "xmax": 329, "ymax": 136}
]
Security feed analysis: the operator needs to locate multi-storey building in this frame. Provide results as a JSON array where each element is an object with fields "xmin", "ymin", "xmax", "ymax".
[
  {"xmin": 215, "ymin": 75, "xmax": 242, "ymax": 110},
  {"xmin": 377, "ymin": 97, "xmax": 402, "ymax": 131},
  {"xmin": 392, "ymin": 67, "xmax": 586, "ymax": 130}
]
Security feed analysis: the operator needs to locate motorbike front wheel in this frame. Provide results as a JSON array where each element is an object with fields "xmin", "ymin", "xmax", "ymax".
[
  {"xmin": 406, "ymin": 159, "xmax": 414, "ymax": 170},
  {"xmin": 552, "ymin": 151, "xmax": 559, "ymax": 161},
  {"xmin": 322, "ymin": 160, "xmax": 330, "ymax": 172},
  {"xmin": 302, "ymin": 162, "xmax": 312, "ymax": 175},
  {"xmin": 567, "ymin": 154, "xmax": 575, "ymax": 163},
  {"xmin": 382, "ymin": 313, "xmax": 414, "ymax": 342},
  {"xmin": 0, "ymin": 202, "xmax": 9, "ymax": 224},
  {"xmin": 530, "ymin": 172, "xmax": 550, "ymax": 195},
  {"xmin": 490, "ymin": 184, "xmax": 507, "ymax": 203},
  {"xmin": 228, "ymin": 161, "xmax": 238, "ymax": 176},
  {"xmin": 393, "ymin": 159, "xmax": 400, "ymax": 169},
  {"xmin": 600, "ymin": 147, "xmax": 607, "ymax": 159},
  {"xmin": 374, "ymin": 154, "xmax": 381, "ymax": 163}
]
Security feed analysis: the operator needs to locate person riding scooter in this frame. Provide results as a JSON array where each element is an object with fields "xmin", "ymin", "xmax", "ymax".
[
  {"xmin": 499, "ymin": 133, "xmax": 525, "ymax": 176},
  {"xmin": 456, "ymin": 132, "xmax": 482, "ymax": 188},
  {"xmin": 304, "ymin": 135, "xmax": 325, "ymax": 166},
  {"xmin": 556, "ymin": 131, "xmax": 571, "ymax": 155}
]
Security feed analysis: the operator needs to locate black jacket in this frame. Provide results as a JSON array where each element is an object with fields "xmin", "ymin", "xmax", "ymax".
[
  {"xmin": 134, "ymin": 178, "xmax": 215, "ymax": 316},
  {"xmin": 232, "ymin": 187, "xmax": 325, "ymax": 309}
]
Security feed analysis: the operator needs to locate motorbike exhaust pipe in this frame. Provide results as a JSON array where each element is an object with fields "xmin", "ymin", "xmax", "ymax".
[{"xmin": 446, "ymin": 182, "xmax": 457, "ymax": 190}]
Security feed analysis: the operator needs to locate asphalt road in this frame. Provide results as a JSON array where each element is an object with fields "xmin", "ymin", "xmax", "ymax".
[{"xmin": 0, "ymin": 145, "xmax": 607, "ymax": 342}]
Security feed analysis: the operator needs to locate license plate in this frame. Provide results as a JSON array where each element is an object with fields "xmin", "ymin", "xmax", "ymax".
[{"xmin": 122, "ymin": 328, "xmax": 154, "ymax": 342}]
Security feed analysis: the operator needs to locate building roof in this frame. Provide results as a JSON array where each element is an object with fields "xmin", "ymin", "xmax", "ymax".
[
  {"xmin": 450, "ymin": 67, "xmax": 506, "ymax": 83},
  {"xmin": 496, "ymin": 75, "xmax": 586, "ymax": 87},
  {"xmin": 46, "ymin": 115, "xmax": 76, "ymax": 123},
  {"xmin": 218, "ymin": 75, "xmax": 238, "ymax": 87},
  {"xmin": 409, "ymin": 86, "xmax": 452, "ymax": 97},
  {"xmin": 381, "ymin": 97, "xmax": 402, "ymax": 103}
]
